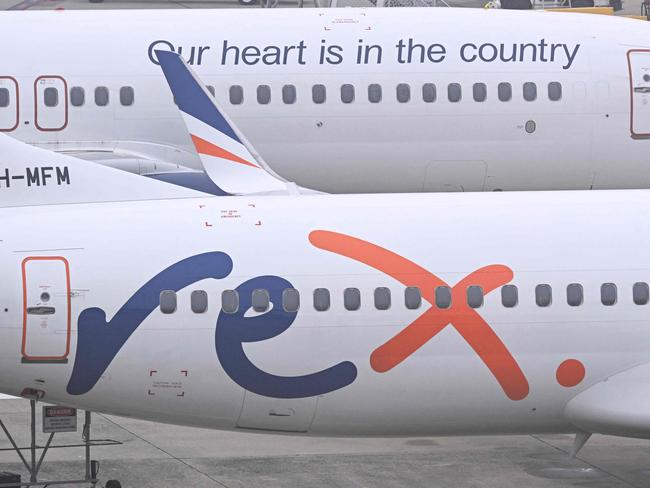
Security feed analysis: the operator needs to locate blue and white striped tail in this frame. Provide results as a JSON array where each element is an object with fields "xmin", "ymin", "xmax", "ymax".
[{"xmin": 156, "ymin": 50, "xmax": 289, "ymax": 195}]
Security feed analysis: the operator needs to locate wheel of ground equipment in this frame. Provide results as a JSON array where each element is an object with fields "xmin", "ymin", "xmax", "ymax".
[
  {"xmin": 89, "ymin": 0, "xmax": 104, "ymax": 3},
  {"xmin": 105, "ymin": 481, "xmax": 122, "ymax": 488}
]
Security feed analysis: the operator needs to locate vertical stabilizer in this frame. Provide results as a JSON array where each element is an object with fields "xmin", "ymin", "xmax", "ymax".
[{"xmin": 156, "ymin": 50, "xmax": 293, "ymax": 195}]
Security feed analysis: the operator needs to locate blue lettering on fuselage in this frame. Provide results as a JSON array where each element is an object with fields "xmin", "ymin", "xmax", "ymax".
[
  {"xmin": 67, "ymin": 252, "xmax": 233, "ymax": 395},
  {"xmin": 148, "ymin": 40, "xmax": 211, "ymax": 66},
  {"xmin": 67, "ymin": 253, "xmax": 357, "ymax": 399},
  {"xmin": 215, "ymin": 276, "xmax": 357, "ymax": 399}
]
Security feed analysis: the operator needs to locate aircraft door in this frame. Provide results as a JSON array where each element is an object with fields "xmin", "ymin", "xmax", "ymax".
[
  {"xmin": 0, "ymin": 77, "xmax": 18, "ymax": 132},
  {"xmin": 21, "ymin": 257, "xmax": 71, "ymax": 363},
  {"xmin": 628, "ymin": 50, "xmax": 650, "ymax": 137},
  {"xmin": 34, "ymin": 76, "xmax": 68, "ymax": 131}
]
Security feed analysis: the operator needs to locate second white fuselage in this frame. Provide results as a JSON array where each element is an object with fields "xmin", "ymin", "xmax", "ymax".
[
  {"xmin": 1, "ymin": 190, "xmax": 649, "ymax": 436},
  {"xmin": 3, "ymin": 8, "xmax": 650, "ymax": 192}
]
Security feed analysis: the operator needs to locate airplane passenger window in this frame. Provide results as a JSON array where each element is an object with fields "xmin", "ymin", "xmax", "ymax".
[
  {"xmin": 422, "ymin": 83, "xmax": 436, "ymax": 103},
  {"xmin": 44, "ymin": 87, "xmax": 58, "ymax": 108},
  {"xmin": 634, "ymin": 282, "xmax": 649, "ymax": 305},
  {"xmin": 283, "ymin": 288, "xmax": 300, "ymax": 312},
  {"xmin": 312, "ymin": 84, "xmax": 326, "ymax": 104},
  {"xmin": 535, "ymin": 284, "xmax": 552, "ymax": 307},
  {"xmin": 160, "ymin": 290, "xmax": 177, "ymax": 314},
  {"xmin": 222, "ymin": 290, "xmax": 239, "ymax": 314},
  {"xmin": 0, "ymin": 88, "xmax": 8, "ymax": 108},
  {"xmin": 70, "ymin": 87, "xmax": 85, "ymax": 107},
  {"xmin": 229, "ymin": 85, "xmax": 243, "ymax": 105},
  {"xmin": 368, "ymin": 84, "xmax": 382, "ymax": 103},
  {"xmin": 396, "ymin": 83, "xmax": 411, "ymax": 103},
  {"xmin": 374, "ymin": 287, "xmax": 391, "ymax": 310},
  {"xmin": 341, "ymin": 84, "xmax": 355, "ymax": 104},
  {"xmin": 501, "ymin": 285, "xmax": 518, "ymax": 308},
  {"xmin": 206, "ymin": 85, "xmax": 216, "ymax": 97},
  {"xmin": 405, "ymin": 287, "xmax": 422, "ymax": 310},
  {"xmin": 191, "ymin": 290, "xmax": 208, "ymax": 314},
  {"xmin": 313, "ymin": 288, "xmax": 330, "ymax": 311},
  {"xmin": 120, "ymin": 86, "xmax": 134, "ymax": 107},
  {"xmin": 467, "ymin": 286, "xmax": 483, "ymax": 308},
  {"xmin": 548, "ymin": 82, "xmax": 562, "ymax": 101},
  {"xmin": 282, "ymin": 84, "xmax": 296, "ymax": 104},
  {"xmin": 601, "ymin": 283, "xmax": 617, "ymax": 306},
  {"xmin": 498, "ymin": 83, "xmax": 512, "ymax": 102},
  {"xmin": 566, "ymin": 283, "xmax": 583, "ymax": 307},
  {"xmin": 523, "ymin": 82, "xmax": 537, "ymax": 102},
  {"xmin": 257, "ymin": 85, "xmax": 271, "ymax": 105},
  {"xmin": 447, "ymin": 83, "xmax": 462, "ymax": 103},
  {"xmin": 95, "ymin": 86, "xmax": 109, "ymax": 107},
  {"xmin": 472, "ymin": 83, "xmax": 487, "ymax": 102},
  {"xmin": 435, "ymin": 286, "xmax": 452, "ymax": 309},
  {"xmin": 252, "ymin": 289, "xmax": 270, "ymax": 312},
  {"xmin": 344, "ymin": 288, "xmax": 361, "ymax": 311}
]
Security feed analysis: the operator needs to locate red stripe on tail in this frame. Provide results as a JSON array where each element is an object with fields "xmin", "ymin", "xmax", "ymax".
[{"xmin": 191, "ymin": 134, "xmax": 259, "ymax": 169}]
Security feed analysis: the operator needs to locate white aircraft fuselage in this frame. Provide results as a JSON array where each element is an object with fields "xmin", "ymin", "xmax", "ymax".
[
  {"xmin": 2, "ymin": 8, "xmax": 650, "ymax": 192},
  {"xmin": 1, "ymin": 190, "xmax": 649, "ymax": 437}
]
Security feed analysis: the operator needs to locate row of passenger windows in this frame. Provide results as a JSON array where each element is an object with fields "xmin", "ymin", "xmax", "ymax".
[
  {"xmin": 228, "ymin": 82, "xmax": 563, "ymax": 105},
  {"xmin": 68, "ymin": 86, "xmax": 134, "ymax": 107},
  {"xmin": 0, "ymin": 86, "xmax": 136, "ymax": 109},
  {"xmin": 158, "ymin": 281, "xmax": 650, "ymax": 314},
  {"xmin": 0, "ymin": 82, "xmax": 562, "ymax": 110}
]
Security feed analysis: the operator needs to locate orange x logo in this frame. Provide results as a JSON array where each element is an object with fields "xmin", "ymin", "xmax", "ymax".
[{"xmin": 309, "ymin": 230, "xmax": 529, "ymax": 401}]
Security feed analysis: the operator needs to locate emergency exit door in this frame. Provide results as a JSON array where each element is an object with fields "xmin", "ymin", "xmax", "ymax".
[
  {"xmin": 0, "ymin": 77, "xmax": 18, "ymax": 132},
  {"xmin": 628, "ymin": 50, "xmax": 650, "ymax": 137},
  {"xmin": 34, "ymin": 76, "xmax": 68, "ymax": 131},
  {"xmin": 21, "ymin": 257, "xmax": 71, "ymax": 363}
]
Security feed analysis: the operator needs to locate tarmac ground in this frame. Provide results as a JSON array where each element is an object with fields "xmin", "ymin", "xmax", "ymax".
[{"xmin": 0, "ymin": 399, "xmax": 649, "ymax": 488}]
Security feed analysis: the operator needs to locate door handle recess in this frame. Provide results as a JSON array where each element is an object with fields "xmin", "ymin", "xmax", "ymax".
[
  {"xmin": 268, "ymin": 408, "xmax": 295, "ymax": 417},
  {"xmin": 26, "ymin": 306, "xmax": 55, "ymax": 315}
]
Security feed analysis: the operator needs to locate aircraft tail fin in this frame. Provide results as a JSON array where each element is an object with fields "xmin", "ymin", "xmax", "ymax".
[
  {"xmin": 155, "ymin": 50, "xmax": 301, "ymax": 196},
  {"xmin": 0, "ymin": 134, "xmax": 206, "ymax": 208}
]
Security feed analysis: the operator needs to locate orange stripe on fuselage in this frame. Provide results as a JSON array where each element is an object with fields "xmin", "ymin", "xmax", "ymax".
[
  {"xmin": 190, "ymin": 134, "xmax": 259, "ymax": 169},
  {"xmin": 308, "ymin": 230, "xmax": 529, "ymax": 402}
]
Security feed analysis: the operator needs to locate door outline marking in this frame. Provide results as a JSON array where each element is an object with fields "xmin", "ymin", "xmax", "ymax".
[
  {"xmin": 34, "ymin": 75, "xmax": 69, "ymax": 132},
  {"xmin": 21, "ymin": 256, "xmax": 71, "ymax": 363},
  {"xmin": 627, "ymin": 49, "xmax": 650, "ymax": 139},
  {"xmin": 0, "ymin": 76, "xmax": 19, "ymax": 132}
]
